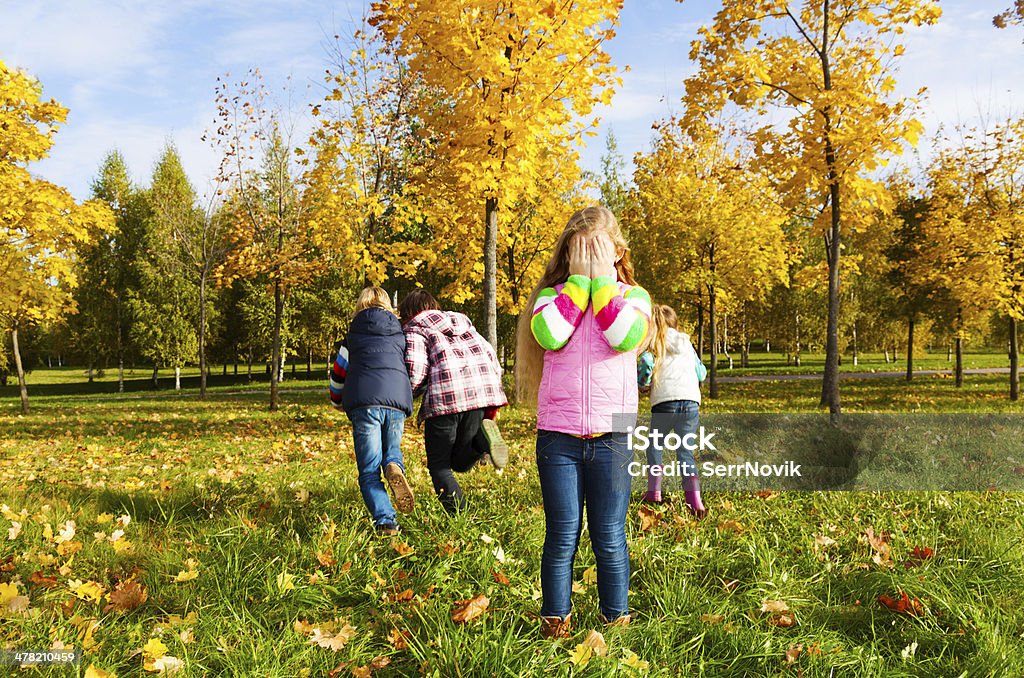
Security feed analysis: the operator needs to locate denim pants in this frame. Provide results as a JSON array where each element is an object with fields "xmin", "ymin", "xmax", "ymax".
[
  {"xmin": 536, "ymin": 429, "xmax": 632, "ymax": 621},
  {"xmin": 424, "ymin": 408, "xmax": 487, "ymax": 512},
  {"xmin": 348, "ymin": 406, "xmax": 407, "ymax": 527},
  {"xmin": 648, "ymin": 400, "xmax": 700, "ymax": 483}
]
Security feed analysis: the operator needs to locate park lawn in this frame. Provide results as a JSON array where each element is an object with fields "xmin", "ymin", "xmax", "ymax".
[
  {"xmin": 713, "ymin": 349, "xmax": 1010, "ymax": 377},
  {"xmin": 1, "ymin": 379, "xmax": 1023, "ymax": 676}
]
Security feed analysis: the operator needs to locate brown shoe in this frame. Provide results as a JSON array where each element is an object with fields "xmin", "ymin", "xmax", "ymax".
[
  {"xmin": 540, "ymin": 614, "xmax": 572, "ymax": 639},
  {"xmin": 384, "ymin": 463, "xmax": 415, "ymax": 514},
  {"xmin": 599, "ymin": 613, "xmax": 632, "ymax": 628}
]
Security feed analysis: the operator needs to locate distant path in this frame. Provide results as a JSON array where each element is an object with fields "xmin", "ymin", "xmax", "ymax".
[{"xmin": 717, "ymin": 367, "xmax": 1011, "ymax": 383}]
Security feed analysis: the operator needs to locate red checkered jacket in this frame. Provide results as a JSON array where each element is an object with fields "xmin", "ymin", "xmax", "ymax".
[{"xmin": 404, "ymin": 310, "xmax": 507, "ymax": 420}]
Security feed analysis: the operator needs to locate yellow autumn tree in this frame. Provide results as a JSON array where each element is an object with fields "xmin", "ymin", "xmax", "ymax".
[
  {"xmin": 305, "ymin": 18, "xmax": 434, "ymax": 289},
  {"xmin": 918, "ymin": 145, "xmax": 999, "ymax": 389},
  {"xmin": 944, "ymin": 117, "xmax": 1024, "ymax": 399},
  {"xmin": 682, "ymin": 0, "xmax": 940, "ymax": 419},
  {"xmin": 0, "ymin": 61, "xmax": 114, "ymax": 412},
  {"xmin": 211, "ymin": 71, "xmax": 326, "ymax": 411},
  {"xmin": 632, "ymin": 116, "xmax": 791, "ymax": 397},
  {"xmin": 368, "ymin": 0, "xmax": 622, "ymax": 347}
]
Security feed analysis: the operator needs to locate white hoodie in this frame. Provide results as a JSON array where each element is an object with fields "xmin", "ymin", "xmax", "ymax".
[{"xmin": 650, "ymin": 328, "xmax": 703, "ymax": 406}]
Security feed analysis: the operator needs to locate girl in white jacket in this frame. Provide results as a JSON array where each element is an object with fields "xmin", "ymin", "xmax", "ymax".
[{"xmin": 637, "ymin": 304, "xmax": 708, "ymax": 517}]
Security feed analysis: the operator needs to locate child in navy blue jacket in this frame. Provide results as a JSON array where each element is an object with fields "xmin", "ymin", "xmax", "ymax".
[{"xmin": 330, "ymin": 287, "xmax": 415, "ymax": 535}]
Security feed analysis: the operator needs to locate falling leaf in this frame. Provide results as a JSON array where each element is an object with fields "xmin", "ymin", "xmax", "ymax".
[
  {"xmin": 317, "ymin": 550, "xmax": 337, "ymax": 567},
  {"xmin": 717, "ymin": 519, "xmax": 745, "ymax": 534},
  {"xmin": 493, "ymin": 545, "xmax": 506, "ymax": 564},
  {"xmin": 760, "ymin": 600, "xmax": 790, "ymax": 614},
  {"xmin": 142, "ymin": 638, "xmax": 168, "ymax": 661},
  {"xmin": 877, "ymin": 591, "xmax": 924, "ymax": 616},
  {"xmin": 701, "ymin": 613, "xmax": 725, "ymax": 624},
  {"xmin": 492, "ymin": 570, "xmax": 510, "ymax": 585},
  {"xmin": 451, "ymin": 594, "xmax": 489, "ymax": 623},
  {"xmin": 864, "ymin": 527, "xmax": 891, "ymax": 566},
  {"xmin": 582, "ymin": 566, "xmax": 598, "ymax": 585},
  {"xmin": 55, "ymin": 520, "xmax": 76, "ymax": 544},
  {"xmin": 309, "ymin": 623, "xmax": 357, "ymax": 651},
  {"xmin": 814, "ymin": 534, "xmax": 836, "ymax": 547},
  {"xmin": 277, "ymin": 571, "xmax": 296, "ymax": 592},
  {"xmin": 568, "ymin": 643, "xmax": 593, "ymax": 667},
  {"xmin": 769, "ymin": 613, "xmax": 796, "ymax": 628},
  {"xmin": 387, "ymin": 628, "xmax": 411, "ymax": 650},
  {"xmin": 582, "ymin": 629, "xmax": 607, "ymax": 656},
  {"xmin": 7, "ymin": 521, "xmax": 21, "ymax": 540},
  {"xmin": 785, "ymin": 643, "xmax": 803, "ymax": 664},
  {"xmin": 386, "ymin": 588, "xmax": 414, "ymax": 603},
  {"xmin": 69, "ymin": 579, "xmax": 106, "ymax": 604},
  {"xmin": 85, "ymin": 666, "xmax": 117, "ymax": 678},
  {"xmin": 620, "ymin": 649, "xmax": 649, "ymax": 671},
  {"xmin": 638, "ymin": 506, "xmax": 659, "ymax": 532},
  {"xmin": 753, "ymin": 490, "xmax": 777, "ymax": 499},
  {"xmin": 392, "ymin": 542, "xmax": 414, "ymax": 556},
  {"xmin": 104, "ymin": 580, "xmax": 148, "ymax": 613},
  {"xmin": 28, "ymin": 571, "xmax": 58, "ymax": 588},
  {"xmin": 149, "ymin": 656, "xmax": 183, "ymax": 675},
  {"xmin": 173, "ymin": 569, "xmax": 198, "ymax": 583},
  {"xmin": 479, "ymin": 533, "xmax": 494, "ymax": 544}
]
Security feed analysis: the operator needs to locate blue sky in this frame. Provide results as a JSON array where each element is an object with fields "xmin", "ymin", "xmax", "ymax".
[{"xmin": 1, "ymin": 0, "xmax": 1022, "ymax": 201}]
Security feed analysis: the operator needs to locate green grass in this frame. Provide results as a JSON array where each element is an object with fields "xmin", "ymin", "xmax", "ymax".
[
  {"xmin": 2, "ymin": 374, "xmax": 1024, "ymax": 676},
  {"xmin": 710, "ymin": 349, "xmax": 1010, "ymax": 377}
]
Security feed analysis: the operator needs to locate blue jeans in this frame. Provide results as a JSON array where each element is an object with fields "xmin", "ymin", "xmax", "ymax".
[
  {"xmin": 536, "ymin": 430, "xmax": 632, "ymax": 621},
  {"xmin": 348, "ymin": 406, "xmax": 407, "ymax": 527},
  {"xmin": 648, "ymin": 400, "xmax": 700, "ymax": 482}
]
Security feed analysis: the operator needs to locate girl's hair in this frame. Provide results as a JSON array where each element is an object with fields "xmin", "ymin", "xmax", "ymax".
[
  {"xmin": 514, "ymin": 206, "xmax": 638, "ymax": 405},
  {"xmin": 398, "ymin": 289, "xmax": 440, "ymax": 325},
  {"xmin": 647, "ymin": 304, "xmax": 679, "ymax": 370},
  {"xmin": 354, "ymin": 286, "xmax": 394, "ymax": 316}
]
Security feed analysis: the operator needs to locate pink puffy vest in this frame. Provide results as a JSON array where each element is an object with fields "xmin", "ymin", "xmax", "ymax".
[{"xmin": 536, "ymin": 282, "xmax": 639, "ymax": 436}]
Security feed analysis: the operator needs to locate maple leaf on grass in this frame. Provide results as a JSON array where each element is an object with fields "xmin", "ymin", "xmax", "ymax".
[
  {"xmin": 638, "ymin": 506, "xmax": 659, "ymax": 532},
  {"xmin": 104, "ymin": 580, "xmax": 148, "ymax": 614},
  {"xmin": 877, "ymin": 591, "xmax": 924, "ymax": 616},
  {"xmin": 451, "ymin": 594, "xmax": 489, "ymax": 624}
]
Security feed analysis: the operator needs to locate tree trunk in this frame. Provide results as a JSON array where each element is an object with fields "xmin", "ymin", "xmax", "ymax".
[
  {"xmin": 11, "ymin": 325, "xmax": 29, "ymax": 414},
  {"xmin": 696, "ymin": 294, "xmax": 705, "ymax": 360},
  {"xmin": 906, "ymin": 316, "xmax": 915, "ymax": 382},
  {"xmin": 947, "ymin": 343, "xmax": 952, "ymax": 362},
  {"xmin": 740, "ymin": 308, "xmax": 749, "ymax": 368},
  {"xmin": 1010, "ymin": 317, "xmax": 1019, "ymax": 401},
  {"xmin": 708, "ymin": 245, "xmax": 718, "ymax": 399},
  {"xmin": 152, "ymin": 365, "xmax": 159, "ymax": 389},
  {"xmin": 819, "ymin": 3, "xmax": 841, "ymax": 422},
  {"xmin": 88, "ymin": 363, "xmax": 94, "ymax": 383},
  {"xmin": 223, "ymin": 362, "xmax": 227, "ymax": 377},
  {"xmin": 794, "ymin": 313, "xmax": 801, "ymax": 367},
  {"xmin": 306, "ymin": 348, "xmax": 313, "ymax": 376},
  {"xmin": 955, "ymin": 335, "xmax": 963, "ymax": 387},
  {"xmin": 116, "ymin": 295, "xmax": 125, "ymax": 394},
  {"xmin": 199, "ymin": 274, "xmax": 208, "ymax": 399},
  {"xmin": 270, "ymin": 276, "xmax": 284, "ymax": 411},
  {"xmin": 175, "ymin": 366, "xmax": 181, "ymax": 391},
  {"xmin": 851, "ymin": 321, "xmax": 858, "ymax": 366},
  {"xmin": 483, "ymin": 196, "xmax": 499, "ymax": 349}
]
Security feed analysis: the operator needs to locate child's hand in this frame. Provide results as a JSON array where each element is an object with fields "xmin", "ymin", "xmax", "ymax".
[
  {"xmin": 590, "ymin": 232, "xmax": 618, "ymax": 279},
  {"xmin": 568, "ymin": 233, "xmax": 589, "ymax": 277}
]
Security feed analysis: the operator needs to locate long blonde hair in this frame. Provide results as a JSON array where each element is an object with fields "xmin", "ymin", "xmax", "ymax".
[
  {"xmin": 647, "ymin": 304, "xmax": 679, "ymax": 371},
  {"xmin": 514, "ymin": 206, "xmax": 638, "ymax": 405},
  {"xmin": 354, "ymin": 286, "xmax": 394, "ymax": 316}
]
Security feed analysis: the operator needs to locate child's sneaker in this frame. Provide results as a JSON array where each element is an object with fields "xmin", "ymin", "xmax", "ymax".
[
  {"xmin": 384, "ymin": 463, "xmax": 415, "ymax": 514},
  {"xmin": 376, "ymin": 522, "xmax": 400, "ymax": 536},
  {"xmin": 480, "ymin": 419, "xmax": 508, "ymax": 470}
]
